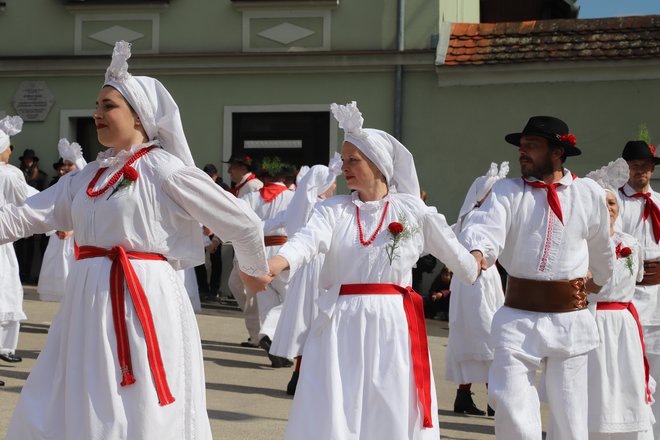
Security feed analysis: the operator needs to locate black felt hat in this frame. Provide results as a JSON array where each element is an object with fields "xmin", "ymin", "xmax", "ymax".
[
  {"xmin": 621, "ymin": 140, "xmax": 660, "ymax": 164},
  {"xmin": 222, "ymin": 154, "xmax": 254, "ymax": 171},
  {"xmin": 505, "ymin": 116, "xmax": 581, "ymax": 156},
  {"xmin": 19, "ymin": 148, "xmax": 39, "ymax": 162}
]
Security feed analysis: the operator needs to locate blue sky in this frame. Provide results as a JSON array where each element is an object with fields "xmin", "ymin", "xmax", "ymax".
[{"xmin": 579, "ymin": 0, "xmax": 660, "ymax": 18}]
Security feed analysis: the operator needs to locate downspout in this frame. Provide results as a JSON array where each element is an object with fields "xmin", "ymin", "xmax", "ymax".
[{"xmin": 393, "ymin": 0, "xmax": 404, "ymax": 140}]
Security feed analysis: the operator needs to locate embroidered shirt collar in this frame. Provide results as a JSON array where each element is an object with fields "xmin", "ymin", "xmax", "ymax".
[
  {"xmin": 97, "ymin": 141, "xmax": 159, "ymax": 168},
  {"xmin": 351, "ymin": 191, "xmax": 391, "ymax": 211}
]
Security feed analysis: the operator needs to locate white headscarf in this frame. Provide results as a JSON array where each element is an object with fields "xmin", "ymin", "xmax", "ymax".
[
  {"xmin": 0, "ymin": 115, "xmax": 23, "ymax": 155},
  {"xmin": 585, "ymin": 157, "xmax": 629, "ymax": 194},
  {"xmin": 454, "ymin": 161, "xmax": 509, "ymax": 233},
  {"xmin": 57, "ymin": 138, "xmax": 87, "ymax": 170},
  {"xmin": 103, "ymin": 41, "xmax": 195, "ymax": 166},
  {"xmin": 331, "ymin": 101, "xmax": 420, "ymax": 197},
  {"xmin": 284, "ymin": 153, "xmax": 342, "ymax": 236}
]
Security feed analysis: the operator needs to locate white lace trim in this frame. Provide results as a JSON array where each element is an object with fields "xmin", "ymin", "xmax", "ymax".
[
  {"xmin": 96, "ymin": 141, "xmax": 159, "ymax": 168},
  {"xmin": 351, "ymin": 191, "xmax": 390, "ymax": 211}
]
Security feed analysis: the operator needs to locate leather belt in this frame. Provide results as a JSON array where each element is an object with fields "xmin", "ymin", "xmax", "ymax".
[
  {"xmin": 504, "ymin": 275, "xmax": 588, "ymax": 313},
  {"xmin": 638, "ymin": 260, "xmax": 660, "ymax": 286},
  {"xmin": 264, "ymin": 235, "xmax": 288, "ymax": 247}
]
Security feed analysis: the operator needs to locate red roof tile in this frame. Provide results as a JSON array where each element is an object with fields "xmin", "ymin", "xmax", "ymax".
[{"xmin": 441, "ymin": 15, "xmax": 660, "ymax": 66}]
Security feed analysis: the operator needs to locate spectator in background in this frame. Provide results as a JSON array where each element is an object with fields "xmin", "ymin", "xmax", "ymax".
[
  {"xmin": 15, "ymin": 148, "xmax": 48, "ymax": 283},
  {"xmin": 425, "ymin": 266, "xmax": 452, "ymax": 321},
  {"xmin": 50, "ymin": 159, "xmax": 65, "ymax": 187}
]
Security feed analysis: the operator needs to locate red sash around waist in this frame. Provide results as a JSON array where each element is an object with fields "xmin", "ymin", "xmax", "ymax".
[
  {"xmin": 596, "ymin": 301, "xmax": 651, "ymax": 403},
  {"xmin": 76, "ymin": 245, "xmax": 175, "ymax": 406},
  {"xmin": 339, "ymin": 283, "xmax": 433, "ymax": 428}
]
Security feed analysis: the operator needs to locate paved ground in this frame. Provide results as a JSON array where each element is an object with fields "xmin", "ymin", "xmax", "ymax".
[{"xmin": 0, "ymin": 287, "xmax": 512, "ymax": 439}]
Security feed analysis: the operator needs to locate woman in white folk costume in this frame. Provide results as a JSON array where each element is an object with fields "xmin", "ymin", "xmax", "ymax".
[
  {"xmin": 4, "ymin": 41, "xmax": 269, "ymax": 440},
  {"xmin": 0, "ymin": 115, "xmax": 33, "ymax": 372},
  {"xmin": 259, "ymin": 101, "xmax": 480, "ymax": 439},
  {"xmin": 585, "ymin": 158, "xmax": 655, "ymax": 439},
  {"xmin": 268, "ymin": 154, "xmax": 342, "ymax": 394},
  {"xmin": 37, "ymin": 139, "xmax": 87, "ymax": 302},
  {"xmin": 446, "ymin": 161, "xmax": 508, "ymax": 416}
]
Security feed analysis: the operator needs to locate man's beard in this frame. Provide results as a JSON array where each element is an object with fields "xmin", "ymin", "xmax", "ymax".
[{"xmin": 520, "ymin": 152, "xmax": 555, "ymax": 179}]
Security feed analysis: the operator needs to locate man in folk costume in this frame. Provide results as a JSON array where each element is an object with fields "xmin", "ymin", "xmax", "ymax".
[
  {"xmin": 462, "ymin": 116, "xmax": 614, "ymax": 439},
  {"xmin": 0, "ymin": 115, "xmax": 34, "ymax": 369},
  {"xmin": 617, "ymin": 139, "xmax": 660, "ymax": 439},
  {"xmin": 224, "ymin": 154, "xmax": 264, "ymax": 347},
  {"xmin": 242, "ymin": 157, "xmax": 295, "ymax": 367}
]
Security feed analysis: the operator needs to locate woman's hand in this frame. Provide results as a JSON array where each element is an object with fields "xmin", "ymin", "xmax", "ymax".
[
  {"xmin": 268, "ymin": 255, "xmax": 290, "ymax": 278},
  {"xmin": 239, "ymin": 271, "xmax": 273, "ymax": 293},
  {"xmin": 56, "ymin": 230, "xmax": 73, "ymax": 240}
]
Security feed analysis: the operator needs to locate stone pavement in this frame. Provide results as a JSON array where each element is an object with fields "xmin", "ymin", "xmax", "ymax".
[{"xmin": 0, "ymin": 287, "xmax": 504, "ymax": 439}]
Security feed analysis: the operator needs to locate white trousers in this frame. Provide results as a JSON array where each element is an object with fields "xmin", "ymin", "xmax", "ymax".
[
  {"xmin": 257, "ymin": 276, "xmax": 287, "ymax": 341},
  {"xmin": 228, "ymin": 262, "xmax": 260, "ymax": 343},
  {"xmin": 0, "ymin": 320, "xmax": 20, "ymax": 355},
  {"xmin": 489, "ymin": 347, "xmax": 589, "ymax": 440}
]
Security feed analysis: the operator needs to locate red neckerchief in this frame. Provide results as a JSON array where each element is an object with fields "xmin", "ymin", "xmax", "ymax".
[
  {"xmin": 230, "ymin": 173, "xmax": 257, "ymax": 196},
  {"xmin": 621, "ymin": 187, "xmax": 660, "ymax": 244},
  {"xmin": 521, "ymin": 173, "xmax": 576, "ymax": 225},
  {"xmin": 259, "ymin": 183, "xmax": 288, "ymax": 203}
]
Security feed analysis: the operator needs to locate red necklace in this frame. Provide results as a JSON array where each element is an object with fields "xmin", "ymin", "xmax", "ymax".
[
  {"xmin": 86, "ymin": 146, "xmax": 155, "ymax": 198},
  {"xmin": 355, "ymin": 201, "xmax": 389, "ymax": 246}
]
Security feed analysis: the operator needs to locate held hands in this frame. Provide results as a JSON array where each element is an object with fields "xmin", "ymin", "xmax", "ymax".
[
  {"xmin": 584, "ymin": 272, "xmax": 602, "ymax": 294},
  {"xmin": 239, "ymin": 256, "xmax": 290, "ymax": 293},
  {"xmin": 239, "ymin": 270, "xmax": 273, "ymax": 293},
  {"xmin": 470, "ymin": 250, "xmax": 488, "ymax": 277},
  {"xmin": 56, "ymin": 230, "xmax": 73, "ymax": 240}
]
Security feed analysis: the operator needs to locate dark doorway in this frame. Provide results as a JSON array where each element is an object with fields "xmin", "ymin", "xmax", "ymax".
[{"xmin": 231, "ymin": 112, "xmax": 331, "ymax": 169}]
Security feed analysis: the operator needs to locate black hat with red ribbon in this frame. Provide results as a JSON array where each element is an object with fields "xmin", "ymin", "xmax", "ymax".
[
  {"xmin": 622, "ymin": 140, "xmax": 660, "ymax": 165},
  {"xmin": 505, "ymin": 116, "xmax": 580, "ymax": 157}
]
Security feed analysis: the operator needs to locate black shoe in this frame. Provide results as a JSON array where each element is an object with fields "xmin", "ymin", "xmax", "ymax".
[
  {"xmin": 0, "ymin": 379, "xmax": 4, "ymax": 386},
  {"xmin": 0, "ymin": 353, "xmax": 22, "ymax": 363},
  {"xmin": 487, "ymin": 405, "xmax": 495, "ymax": 417},
  {"xmin": 286, "ymin": 371, "xmax": 299, "ymax": 395},
  {"xmin": 260, "ymin": 337, "xmax": 292, "ymax": 367},
  {"xmin": 259, "ymin": 336, "xmax": 272, "ymax": 352},
  {"xmin": 240, "ymin": 340, "xmax": 258, "ymax": 348},
  {"xmin": 269, "ymin": 354, "xmax": 293, "ymax": 368},
  {"xmin": 453, "ymin": 389, "xmax": 486, "ymax": 416}
]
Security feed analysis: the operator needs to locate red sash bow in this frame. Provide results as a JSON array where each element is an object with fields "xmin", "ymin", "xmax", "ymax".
[
  {"xmin": 630, "ymin": 192, "xmax": 660, "ymax": 244},
  {"xmin": 76, "ymin": 245, "xmax": 175, "ymax": 406},
  {"xmin": 339, "ymin": 283, "xmax": 433, "ymax": 428},
  {"xmin": 596, "ymin": 301, "xmax": 652, "ymax": 403}
]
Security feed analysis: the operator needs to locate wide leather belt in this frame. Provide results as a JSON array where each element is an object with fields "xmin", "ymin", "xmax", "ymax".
[
  {"xmin": 638, "ymin": 260, "xmax": 660, "ymax": 286},
  {"xmin": 264, "ymin": 235, "xmax": 288, "ymax": 247},
  {"xmin": 504, "ymin": 275, "xmax": 588, "ymax": 313}
]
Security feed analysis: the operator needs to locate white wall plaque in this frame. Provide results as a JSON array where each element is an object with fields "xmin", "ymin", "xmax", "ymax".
[{"xmin": 12, "ymin": 81, "xmax": 55, "ymax": 122}]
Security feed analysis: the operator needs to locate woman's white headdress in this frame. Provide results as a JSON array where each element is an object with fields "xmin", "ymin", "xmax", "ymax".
[
  {"xmin": 331, "ymin": 101, "xmax": 419, "ymax": 197},
  {"xmin": 454, "ymin": 161, "xmax": 509, "ymax": 233},
  {"xmin": 0, "ymin": 115, "xmax": 23, "ymax": 155},
  {"xmin": 104, "ymin": 41, "xmax": 194, "ymax": 166},
  {"xmin": 58, "ymin": 138, "xmax": 87, "ymax": 170},
  {"xmin": 585, "ymin": 157, "xmax": 629, "ymax": 193}
]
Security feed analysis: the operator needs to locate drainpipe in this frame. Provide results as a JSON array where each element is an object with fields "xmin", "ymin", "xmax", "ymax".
[{"xmin": 393, "ymin": 0, "xmax": 404, "ymax": 140}]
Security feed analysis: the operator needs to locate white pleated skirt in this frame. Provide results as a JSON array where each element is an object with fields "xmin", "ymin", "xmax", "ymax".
[
  {"xmin": 285, "ymin": 293, "xmax": 439, "ymax": 440},
  {"xmin": 7, "ymin": 257, "xmax": 212, "ymax": 440}
]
